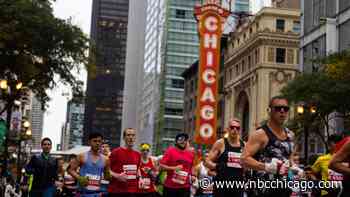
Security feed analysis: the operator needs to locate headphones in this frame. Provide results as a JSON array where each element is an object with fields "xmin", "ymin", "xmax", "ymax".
[{"xmin": 267, "ymin": 106, "xmax": 271, "ymax": 113}]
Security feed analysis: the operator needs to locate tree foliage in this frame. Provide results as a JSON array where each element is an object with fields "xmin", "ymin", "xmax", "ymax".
[
  {"xmin": 0, "ymin": 0, "xmax": 93, "ymax": 109},
  {"xmin": 281, "ymin": 50, "xmax": 350, "ymax": 148}
]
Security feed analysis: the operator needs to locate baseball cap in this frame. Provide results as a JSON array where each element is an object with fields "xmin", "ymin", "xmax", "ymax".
[{"xmin": 175, "ymin": 132, "xmax": 189, "ymax": 142}]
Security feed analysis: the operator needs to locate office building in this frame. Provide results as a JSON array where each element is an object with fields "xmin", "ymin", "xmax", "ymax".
[{"xmin": 84, "ymin": 0, "xmax": 129, "ymax": 147}]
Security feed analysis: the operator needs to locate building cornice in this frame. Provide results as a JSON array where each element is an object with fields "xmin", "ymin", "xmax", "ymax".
[{"xmin": 224, "ymin": 31, "xmax": 299, "ymax": 67}]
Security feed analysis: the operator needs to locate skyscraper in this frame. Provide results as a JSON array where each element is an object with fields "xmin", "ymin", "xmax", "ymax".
[
  {"xmin": 84, "ymin": 0, "xmax": 129, "ymax": 147},
  {"xmin": 30, "ymin": 94, "xmax": 44, "ymax": 150},
  {"xmin": 121, "ymin": 0, "xmax": 147, "ymax": 145}
]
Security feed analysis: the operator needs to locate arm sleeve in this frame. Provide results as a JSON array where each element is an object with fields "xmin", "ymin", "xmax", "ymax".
[
  {"xmin": 109, "ymin": 149, "xmax": 118, "ymax": 171},
  {"xmin": 160, "ymin": 148, "xmax": 171, "ymax": 165}
]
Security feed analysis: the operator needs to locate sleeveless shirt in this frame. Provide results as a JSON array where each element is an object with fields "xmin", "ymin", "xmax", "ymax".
[
  {"xmin": 215, "ymin": 138, "xmax": 244, "ymax": 180},
  {"xmin": 79, "ymin": 151, "xmax": 105, "ymax": 192}
]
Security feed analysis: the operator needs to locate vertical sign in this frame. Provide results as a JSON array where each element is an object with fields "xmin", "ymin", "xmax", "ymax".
[{"xmin": 194, "ymin": 2, "xmax": 229, "ymax": 145}]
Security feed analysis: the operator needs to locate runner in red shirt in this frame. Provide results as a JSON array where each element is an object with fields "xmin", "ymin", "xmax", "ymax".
[
  {"xmin": 160, "ymin": 133, "xmax": 195, "ymax": 197},
  {"xmin": 329, "ymin": 137, "xmax": 350, "ymax": 197},
  {"xmin": 138, "ymin": 143, "xmax": 158, "ymax": 197},
  {"xmin": 108, "ymin": 128, "xmax": 141, "ymax": 197}
]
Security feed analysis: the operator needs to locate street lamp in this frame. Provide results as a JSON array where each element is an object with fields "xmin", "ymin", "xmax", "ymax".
[
  {"xmin": 296, "ymin": 102, "xmax": 317, "ymax": 164},
  {"xmin": 0, "ymin": 80, "xmax": 8, "ymax": 90},
  {"xmin": 0, "ymin": 78, "xmax": 24, "ymax": 174}
]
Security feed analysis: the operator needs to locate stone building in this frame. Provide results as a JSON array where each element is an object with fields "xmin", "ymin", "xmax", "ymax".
[{"xmin": 223, "ymin": 7, "xmax": 300, "ymax": 139}]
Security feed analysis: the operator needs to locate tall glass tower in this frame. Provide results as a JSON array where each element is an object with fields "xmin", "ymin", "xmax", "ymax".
[
  {"xmin": 84, "ymin": 0, "xmax": 129, "ymax": 147},
  {"xmin": 141, "ymin": 0, "xmax": 250, "ymax": 153}
]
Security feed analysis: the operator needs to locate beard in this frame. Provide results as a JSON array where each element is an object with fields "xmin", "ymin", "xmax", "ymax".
[{"xmin": 175, "ymin": 143, "xmax": 186, "ymax": 150}]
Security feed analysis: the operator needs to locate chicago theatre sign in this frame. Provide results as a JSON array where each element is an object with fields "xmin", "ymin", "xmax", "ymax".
[{"xmin": 194, "ymin": 1, "xmax": 229, "ymax": 145}]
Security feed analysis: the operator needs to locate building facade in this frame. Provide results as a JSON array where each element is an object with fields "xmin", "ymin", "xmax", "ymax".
[
  {"xmin": 301, "ymin": 0, "xmax": 350, "ymax": 135},
  {"xmin": 141, "ymin": 0, "xmax": 251, "ymax": 153},
  {"xmin": 66, "ymin": 98, "xmax": 85, "ymax": 149},
  {"xmin": 182, "ymin": 37, "xmax": 228, "ymax": 140},
  {"xmin": 272, "ymin": 0, "xmax": 300, "ymax": 9},
  {"xmin": 121, "ymin": 0, "xmax": 147, "ymax": 146},
  {"xmin": 224, "ymin": 7, "xmax": 300, "ymax": 140},
  {"xmin": 30, "ymin": 94, "xmax": 44, "ymax": 149},
  {"xmin": 140, "ymin": 0, "xmax": 201, "ymax": 153},
  {"xmin": 84, "ymin": 0, "xmax": 129, "ymax": 147}
]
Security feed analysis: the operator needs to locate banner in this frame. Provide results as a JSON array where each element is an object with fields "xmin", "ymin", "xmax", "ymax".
[{"xmin": 194, "ymin": 2, "xmax": 229, "ymax": 145}]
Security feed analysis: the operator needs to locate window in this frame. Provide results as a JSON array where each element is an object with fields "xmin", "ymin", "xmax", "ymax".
[
  {"xmin": 293, "ymin": 21, "xmax": 301, "ymax": 33},
  {"xmin": 276, "ymin": 48, "xmax": 286, "ymax": 63},
  {"xmin": 176, "ymin": 9, "xmax": 186, "ymax": 19},
  {"xmin": 276, "ymin": 19, "xmax": 285, "ymax": 32}
]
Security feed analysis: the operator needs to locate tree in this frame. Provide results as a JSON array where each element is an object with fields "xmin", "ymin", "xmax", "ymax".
[
  {"xmin": 281, "ymin": 50, "xmax": 350, "ymax": 151},
  {"xmin": 0, "ymin": 0, "xmax": 94, "ymax": 112}
]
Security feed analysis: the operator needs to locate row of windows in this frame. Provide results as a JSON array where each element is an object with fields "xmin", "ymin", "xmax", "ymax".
[
  {"xmin": 167, "ymin": 43, "xmax": 199, "ymax": 54},
  {"xmin": 167, "ymin": 55, "xmax": 197, "ymax": 65},
  {"xmin": 165, "ymin": 102, "xmax": 183, "ymax": 116},
  {"xmin": 168, "ymin": 32, "xmax": 199, "ymax": 42},
  {"xmin": 276, "ymin": 19, "xmax": 300, "ymax": 33},
  {"xmin": 170, "ymin": 9, "xmax": 196, "ymax": 20},
  {"xmin": 226, "ymin": 48, "xmax": 260, "ymax": 82},
  {"xmin": 168, "ymin": 21, "xmax": 197, "ymax": 32},
  {"xmin": 231, "ymin": 19, "xmax": 300, "ymax": 50},
  {"xmin": 268, "ymin": 47, "xmax": 296, "ymax": 64},
  {"xmin": 166, "ymin": 78, "xmax": 184, "ymax": 89},
  {"xmin": 165, "ymin": 89, "xmax": 184, "ymax": 100},
  {"xmin": 166, "ymin": 66, "xmax": 186, "ymax": 76},
  {"xmin": 170, "ymin": 0, "xmax": 200, "ymax": 7}
]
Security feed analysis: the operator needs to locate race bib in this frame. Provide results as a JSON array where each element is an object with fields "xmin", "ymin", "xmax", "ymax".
[
  {"xmin": 172, "ymin": 170, "xmax": 188, "ymax": 185},
  {"xmin": 86, "ymin": 173, "xmax": 101, "ymax": 191},
  {"xmin": 123, "ymin": 164, "xmax": 137, "ymax": 180},
  {"xmin": 328, "ymin": 162, "xmax": 348, "ymax": 181},
  {"xmin": 139, "ymin": 177, "xmax": 151, "ymax": 189},
  {"xmin": 227, "ymin": 152, "xmax": 242, "ymax": 168},
  {"xmin": 328, "ymin": 169, "xmax": 344, "ymax": 181}
]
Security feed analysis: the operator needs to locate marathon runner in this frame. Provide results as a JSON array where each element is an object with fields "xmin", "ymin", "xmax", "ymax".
[
  {"xmin": 329, "ymin": 137, "xmax": 350, "ymax": 197},
  {"xmin": 139, "ymin": 143, "xmax": 158, "ymax": 197},
  {"xmin": 68, "ymin": 132, "xmax": 110, "ymax": 197},
  {"xmin": 108, "ymin": 128, "xmax": 140, "ymax": 197},
  {"xmin": 205, "ymin": 118, "xmax": 244, "ymax": 197},
  {"xmin": 241, "ymin": 96, "xmax": 295, "ymax": 197},
  {"xmin": 160, "ymin": 132, "xmax": 195, "ymax": 197}
]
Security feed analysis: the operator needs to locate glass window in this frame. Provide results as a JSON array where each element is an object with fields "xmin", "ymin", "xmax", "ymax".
[
  {"xmin": 176, "ymin": 9, "xmax": 186, "ymax": 19},
  {"xmin": 276, "ymin": 19, "xmax": 285, "ymax": 32},
  {"xmin": 293, "ymin": 21, "xmax": 301, "ymax": 33},
  {"xmin": 276, "ymin": 48, "xmax": 286, "ymax": 63}
]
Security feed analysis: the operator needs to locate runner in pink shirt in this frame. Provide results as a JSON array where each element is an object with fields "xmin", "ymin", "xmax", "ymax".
[{"xmin": 160, "ymin": 133, "xmax": 195, "ymax": 197}]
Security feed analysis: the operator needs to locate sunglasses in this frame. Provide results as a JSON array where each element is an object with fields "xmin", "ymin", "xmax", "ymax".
[
  {"xmin": 141, "ymin": 149, "xmax": 150, "ymax": 152},
  {"xmin": 229, "ymin": 125, "xmax": 240, "ymax": 130},
  {"xmin": 272, "ymin": 106, "xmax": 290, "ymax": 112}
]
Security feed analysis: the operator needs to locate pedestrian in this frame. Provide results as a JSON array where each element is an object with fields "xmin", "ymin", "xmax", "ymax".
[
  {"xmin": 241, "ymin": 96, "xmax": 295, "ymax": 197},
  {"xmin": 311, "ymin": 134, "xmax": 342, "ymax": 197},
  {"xmin": 138, "ymin": 143, "xmax": 158, "ymax": 197},
  {"xmin": 160, "ymin": 132, "xmax": 195, "ymax": 197},
  {"xmin": 55, "ymin": 157, "xmax": 65, "ymax": 196},
  {"xmin": 68, "ymin": 132, "xmax": 110, "ymax": 197},
  {"xmin": 205, "ymin": 118, "xmax": 244, "ymax": 197},
  {"xmin": 329, "ymin": 139, "xmax": 350, "ymax": 197},
  {"xmin": 26, "ymin": 137, "xmax": 58, "ymax": 197},
  {"xmin": 100, "ymin": 141, "xmax": 111, "ymax": 197},
  {"xmin": 193, "ymin": 151, "xmax": 213, "ymax": 197},
  {"xmin": 108, "ymin": 128, "xmax": 140, "ymax": 197},
  {"xmin": 4, "ymin": 176, "xmax": 21, "ymax": 197},
  {"xmin": 62, "ymin": 154, "xmax": 78, "ymax": 197}
]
